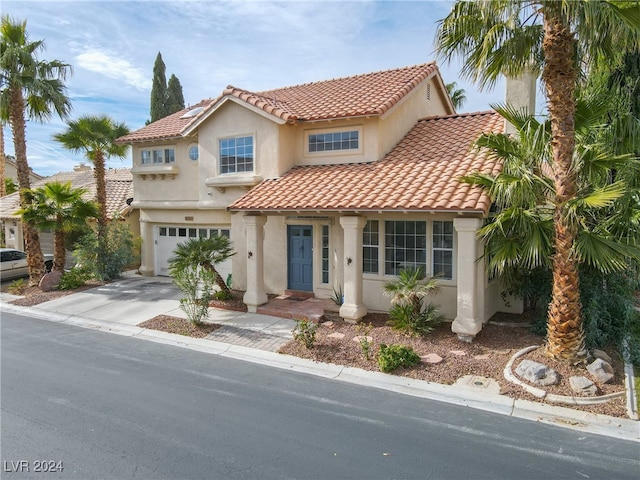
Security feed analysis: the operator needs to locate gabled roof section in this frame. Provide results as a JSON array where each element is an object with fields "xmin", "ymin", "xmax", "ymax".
[
  {"xmin": 0, "ymin": 168, "xmax": 134, "ymax": 220},
  {"xmin": 229, "ymin": 111, "xmax": 503, "ymax": 214},
  {"xmin": 119, "ymin": 63, "xmax": 449, "ymax": 143},
  {"xmin": 222, "ymin": 62, "xmax": 443, "ymax": 123},
  {"xmin": 116, "ymin": 99, "xmax": 214, "ymax": 144}
]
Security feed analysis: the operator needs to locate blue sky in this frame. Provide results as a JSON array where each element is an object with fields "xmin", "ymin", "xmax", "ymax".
[{"xmin": 3, "ymin": 0, "xmax": 515, "ymax": 177}]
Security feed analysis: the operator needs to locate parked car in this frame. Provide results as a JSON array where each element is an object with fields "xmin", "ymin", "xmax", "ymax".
[{"xmin": 0, "ymin": 248, "xmax": 54, "ymax": 281}]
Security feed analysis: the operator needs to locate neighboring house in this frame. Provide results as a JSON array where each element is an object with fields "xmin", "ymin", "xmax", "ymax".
[
  {"xmin": 117, "ymin": 62, "xmax": 526, "ymax": 340},
  {"xmin": 0, "ymin": 165, "xmax": 139, "ymax": 268},
  {"xmin": 3, "ymin": 156, "xmax": 44, "ymax": 186}
]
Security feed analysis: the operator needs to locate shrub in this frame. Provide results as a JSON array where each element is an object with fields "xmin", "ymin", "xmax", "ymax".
[
  {"xmin": 377, "ymin": 343, "xmax": 420, "ymax": 373},
  {"xmin": 7, "ymin": 278, "xmax": 26, "ymax": 295},
  {"xmin": 292, "ymin": 318, "xmax": 317, "ymax": 349},
  {"xmin": 172, "ymin": 266, "xmax": 214, "ymax": 325},
  {"xmin": 384, "ymin": 268, "xmax": 442, "ymax": 336},
  {"xmin": 73, "ymin": 220, "xmax": 140, "ymax": 281},
  {"xmin": 356, "ymin": 322, "xmax": 373, "ymax": 360},
  {"xmin": 331, "ymin": 285, "xmax": 344, "ymax": 306},
  {"xmin": 213, "ymin": 289, "xmax": 232, "ymax": 301},
  {"xmin": 58, "ymin": 267, "xmax": 92, "ymax": 290}
]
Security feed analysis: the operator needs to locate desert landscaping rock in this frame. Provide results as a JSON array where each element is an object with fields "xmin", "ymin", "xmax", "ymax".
[
  {"xmin": 327, "ymin": 332, "xmax": 345, "ymax": 340},
  {"xmin": 570, "ymin": 376, "xmax": 599, "ymax": 396},
  {"xmin": 38, "ymin": 271, "xmax": 62, "ymax": 292},
  {"xmin": 587, "ymin": 358, "xmax": 615, "ymax": 384},
  {"xmin": 449, "ymin": 350, "xmax": 467, "ymax": 356},
  {"xmin": 421, "ymin": 353, "xmax": 443, "ymax": 364},
  {"xmin": 590, "ymin": 349, "xmax": 613, "ymax": 364},
  {"xmin": 321, "ymin": 321, "xmax": 334, "ymax": 328},
  {"xmin": 491, "ymin": 348, "xmax": 512, "ymax": 355},
  {"xmin": 515, "ymin": 359, "xmax": 559, "ymax": 386}
]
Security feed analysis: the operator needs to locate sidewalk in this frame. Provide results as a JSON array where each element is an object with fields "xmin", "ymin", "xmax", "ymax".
[{"xmin": 1, "ymin": 272, "xmax": 638, "ymax": 442}]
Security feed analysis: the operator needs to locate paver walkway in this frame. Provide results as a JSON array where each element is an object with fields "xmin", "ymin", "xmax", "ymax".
[{"xmin": 208, "ymin": 325, "xmax": 290, "ymax": 351}]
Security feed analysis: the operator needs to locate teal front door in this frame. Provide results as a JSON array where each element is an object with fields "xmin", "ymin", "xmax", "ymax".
[{"xmin": 288, "ymin": 225, "xmax": 313, "ymax": 291}]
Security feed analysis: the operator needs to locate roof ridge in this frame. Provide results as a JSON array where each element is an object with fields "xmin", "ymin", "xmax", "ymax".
[
  {"xmin": 419, "ymin": 110, "xmax": 498, "ymax": 122},
  {"xmin": 255, "ymin": 62, "xmax": 436, "ymax": 96}
]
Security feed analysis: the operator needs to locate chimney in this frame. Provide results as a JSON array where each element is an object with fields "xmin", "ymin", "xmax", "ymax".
[
  {"xmin": 74, "ymin": 162, "xmax": 92, "ymax": 172},
  {"xmin": 504, "ymin": 70, "xmax": 537, "ymax": 135}
]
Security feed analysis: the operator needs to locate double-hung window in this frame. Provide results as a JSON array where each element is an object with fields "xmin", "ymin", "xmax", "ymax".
[
  {"xmin": 219, "ymin": 136, "xmax": 253, "ymax": 174},
  {"xmin": 432, "ymin": 221, "xmax": 454, "ymax": 279},
  {"xmin": 363, "ymin": 220, "xmax": 379, "ymax": 274}
]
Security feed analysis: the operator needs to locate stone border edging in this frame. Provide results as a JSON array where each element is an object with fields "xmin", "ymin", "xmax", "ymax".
[
  {"xmin": 622, "ymin": 338, "xmax": 638, "ymax": 420},
  {"xmin": 504, "ymin": 345, "xmax": 627, "ymax": 407}
]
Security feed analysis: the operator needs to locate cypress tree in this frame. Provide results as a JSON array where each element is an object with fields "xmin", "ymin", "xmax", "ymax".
[
  {"xmin": 166, "ymin": 74, "xmax": 185, "ymax": 115},
  {"xmin": 149, "ymin": 52, "xmax": 167, "ymax": 122}
]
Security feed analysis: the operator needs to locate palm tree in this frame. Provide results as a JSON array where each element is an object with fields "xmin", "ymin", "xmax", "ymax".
[
  {"xmin": 435, "ymin": 1, "xmax": 640, "ymax": 363},
  {"xmin": 0, "ymin": 16, "xmax": 72, "ymax": 284},
  {"xmin": 169, "ymin": 236, "xmax": 235, "ymax": 294},
  {"xmin": 18, "ymin": 182, "xmax": 98, "ymax": 272},
  {"xmin": 53, "ymin": 115, "xmax": 129, "ymax": 237},
  {"xmin": 445, "ymin": 81, "xmax": 466, "ymax": 110}
]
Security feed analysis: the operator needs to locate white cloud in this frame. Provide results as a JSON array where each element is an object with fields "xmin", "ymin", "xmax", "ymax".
[{"xmin": 75, "ymin": 49, "xmax": 149, "ymax": 91}]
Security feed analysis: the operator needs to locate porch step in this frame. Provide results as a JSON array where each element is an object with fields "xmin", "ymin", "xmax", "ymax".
[{"xmin": 284, "ymin": 290, "xmax": 315, "ymax": 300}]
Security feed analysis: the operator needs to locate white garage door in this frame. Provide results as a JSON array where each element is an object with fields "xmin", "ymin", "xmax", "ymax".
[{"xmin": 155, "ymin": 226, "xmax": 232, "ymax": 284}]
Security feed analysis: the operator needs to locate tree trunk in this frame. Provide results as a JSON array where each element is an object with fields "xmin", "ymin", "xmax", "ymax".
[
  {"xmin": 93, "ymin": 150, "xmax": 108, "ymax": 235},
  {"xmin": 202, "ymin": 262, "xmax": 230, "ymax": 293},
  {"xmin": 53, "ymin": 216, "xmax": 66, "ymax": 272},
  {"xmin": 8, "ymin": 87, "xmax": 45, "ymax": 284},
  {"xmin": 541, "ymin": 8, "xmax": 586, "ymax": 363},
  {"xmin": 0, "ymin": 125, "xmax": 6, "ymax": 198}
]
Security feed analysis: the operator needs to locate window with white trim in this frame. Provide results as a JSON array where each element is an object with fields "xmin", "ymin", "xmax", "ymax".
[
  {"xmin": 321, "ymin": 225, "xmax": 329, "ymax": 284},
  {"xmin": 384, "ymin": 221, "xmax": 427, "ymax": 276},
  {"xmin": 363, "ymin": 220, "xmax": 379, "ymax": 274},
  {"xmin": 306, "ymin": 127, "xmax": 361, "ymax": 155},
  {"xmin": 219, "ymin": 136, "xmax": 253, "ymax": 174},
  {"xmin": 141, "ymin": 147, "xmax": 175, "ymax": 165},
  {"xmin": 432, "ymin": 220, "xmax": 454, "ymax": 279}
]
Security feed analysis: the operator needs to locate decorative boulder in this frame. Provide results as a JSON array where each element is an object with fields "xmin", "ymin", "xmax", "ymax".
[
  {"xmin": 586, "ymin": 358, "xmax": 614, "ymax": 384},
  {"xmin": 38, "ymin": 270, "xmax": 62, "ymax": 292},
  {"xmin": 590, "ymin": 349, "xmax": 613, "ymax": 364},
  {"xmin": 569, "ymin": 376, "xmax": 598, "ymax": 396},
  {"xmin": 515, "ymin": 359, "xmax": 559, "ymax": 386}
]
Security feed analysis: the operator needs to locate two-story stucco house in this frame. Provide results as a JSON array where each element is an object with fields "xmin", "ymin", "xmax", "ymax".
[{"xmin": 117, "ymin": 63, "xmax": 525, "ymax": 341}]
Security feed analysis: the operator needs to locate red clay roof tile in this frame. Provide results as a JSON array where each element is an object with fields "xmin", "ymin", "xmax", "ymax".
[
  {"xmin": 229, "ymin": 111, "xmax": 504, "ymax": 214},
  {"xmin": 118, "ymin": 64, "xmax": 443, "ymax": 143}
]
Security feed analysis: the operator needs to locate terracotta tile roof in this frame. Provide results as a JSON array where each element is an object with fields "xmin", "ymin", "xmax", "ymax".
[
  {"xmin": 222, "ymin": 62, "xmax": 441, "ymax": 123},
  {"xmin": 116, "ymin": 99, "xmax": 214, "ymax": 143},
  {"xmin": 0, "ymin": 168, "xmax": 134, "ymax": 220},
  {"xmin": 118, "ymin": 63, "xmax": 445, "ymax": 143},
  {"xmin": 229, "ymin": 111, "xmax": 504, "ymax": 214}
]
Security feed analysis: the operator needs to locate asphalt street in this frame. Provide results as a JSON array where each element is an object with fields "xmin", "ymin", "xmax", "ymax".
[{"xmin": 2, "ymin": 312, "xmax": 639, "ymax": 480}]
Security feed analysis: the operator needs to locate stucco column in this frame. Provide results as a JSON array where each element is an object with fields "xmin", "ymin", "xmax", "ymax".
[
  {"xmin": 339, "ymin": 216, "xmax": 367, "ymax": 323},
  {"xmin": 243, "ymin": 215, "xmax": 268, "ymax": 312},
  {"xmin": 451, "ymin": 217, "xmax": 484, "ymax": 342},
  {"xmin": 138, "ymin": 219, "xmax": 154, "ymax": 276}
]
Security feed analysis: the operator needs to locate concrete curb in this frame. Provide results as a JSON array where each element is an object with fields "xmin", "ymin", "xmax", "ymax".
[{"xmin": 3, "ymin": 302, "xmax": 638, "ymax": 442}]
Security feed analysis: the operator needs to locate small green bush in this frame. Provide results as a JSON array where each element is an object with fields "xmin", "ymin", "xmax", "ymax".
[
  {"xmin": 355, "ymin": 322, "xmax": 373, "ymax": 360},
  {"xmin": 388, "ymin": 302, "xmax": 443, "ymax": 336},
  {"xmin": 213, "ymin": 289, "xmax": 232, "ymax": 301},
  {"xmin": 172, "ymin": 266, "xmax": 214, "ymax": 325},
  {"xmin": 292, "ymin": 318, "xmax": 317, "ymax": 349},
  {"xmin": 58, "ymin": 267, "xmax": 93, "ymax": 290},
  {"xmin": 7, "ymin": 278, "xmax": 26, "ymax": 295},
  {"xmin": 377, "ymin": 343, "xmax": 420, "ymax": 373}
]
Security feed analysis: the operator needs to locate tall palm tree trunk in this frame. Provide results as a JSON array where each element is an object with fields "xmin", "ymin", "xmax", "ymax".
[
  {"xmin": 9, "ymin": 87, "xmax": 44, "ymax": 284},
  {"xmin": 93, "ymin": 151, "xmax": 108, "ymax": 236},
  {"xmin": 53, "ymin": 215, "xmax": 66, "ymax": 272},
  {"xmin": 542, "ymin": 8, "xmax": 586, "ymax": 363},
  {"xmin": 0, "ymin": 125, "xmax": 6, "ymax": 197}
]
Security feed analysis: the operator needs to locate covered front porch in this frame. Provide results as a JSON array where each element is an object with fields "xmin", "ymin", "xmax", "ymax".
[{"xmin": 235, "ymin": 212, "xmax": 504, "ymax": 340}]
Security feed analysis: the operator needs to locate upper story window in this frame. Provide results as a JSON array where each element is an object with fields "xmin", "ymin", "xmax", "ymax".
[
  {"xmin": 308, "ymin": 129, "xmax": 359, "ymax": 153},
  {"xmin": 220, "ymin": 136, "xmax": 253, "ymax": 174},
  {"xmin": 141, "ymin": 147, "xmax": 175, "ymax": 165}
]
